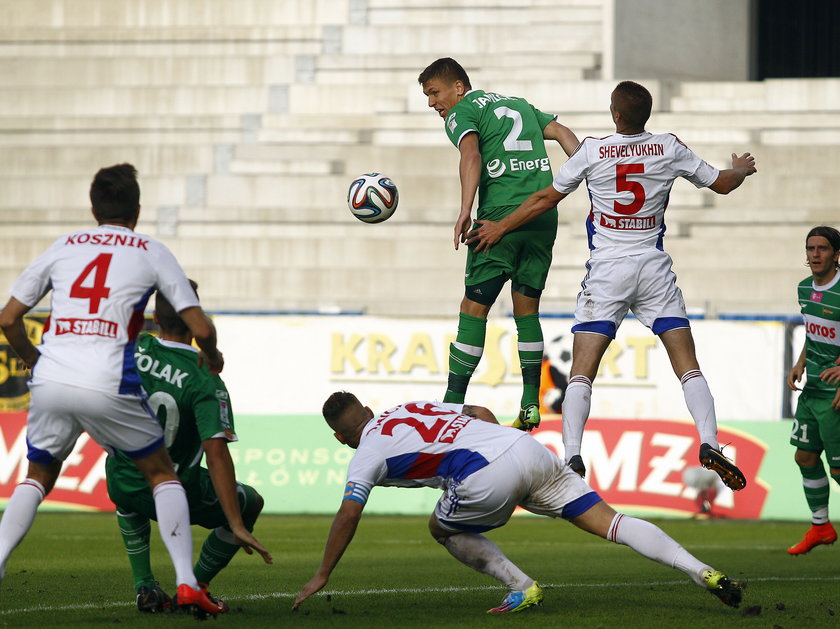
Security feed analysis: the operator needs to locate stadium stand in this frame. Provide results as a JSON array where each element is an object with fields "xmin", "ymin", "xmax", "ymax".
[{"xmin": 0, "ymin": 0, "xmax": 837, "ymax": 316}]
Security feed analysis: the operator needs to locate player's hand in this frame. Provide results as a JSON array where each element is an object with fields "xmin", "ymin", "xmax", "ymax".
[
  {"xmin": 820, "ymin": 365, "xmax": 840, "ymax": 387},
  {"xmin": 293, "ymin": 574, "xmax": 329, "ymax": 610},
  {"xmin": 198, "ymin": 350, "xmax": 224, "ymax": 374},
  {"xmin": 786, "ymin": 365, "xmax": 804, "ymax": 391},
  {"xmin": 464, "ymin": 219, "xmax": 504, "ymax": 253},
  {"xmin": 453, "ymin": 212, "xmax": 472, "ymax": 250},
  {"xmin": 731, "ymin": 152, "xmax": 756, "ymax": 176},
  {"xmin": 232, "ymin": 526, "xmax": 273, "ymax": 564}
]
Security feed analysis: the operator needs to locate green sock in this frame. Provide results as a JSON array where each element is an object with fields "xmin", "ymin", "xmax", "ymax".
[
  {"xmin": 514, "ymin": 313, "xmax": 543, "ymax": 408},
  {"xmin": 116, "ymin": 511, "xmax": 155, "ymax": 591},
  {"xmin": 798, "ymin": 463, "xmax": 830, "ymax": 524},
  {"xmin": 194, "ymin": 528, "xmax": 241, "ymax": 585},
  {"xmin": 443, "ymin": 313, "xmax": 487, "ymax": 404}
]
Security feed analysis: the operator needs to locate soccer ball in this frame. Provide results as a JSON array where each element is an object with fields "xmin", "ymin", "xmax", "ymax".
[{"xmin": 347, "ymin": 173, "xmax": 399, "ymax": 223}]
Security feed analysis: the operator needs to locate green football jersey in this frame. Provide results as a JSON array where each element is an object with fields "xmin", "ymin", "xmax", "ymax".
[
  {"xmin": 798, "ymin": 273, "xmax": 840, "ymax": 396},
  {"xmin": 105, "ymin": 334, "xmax": 236, "ymax": 493},
  {"xmin": 444, "ymin": 89, "xmax": 557, "ymax": 219}
]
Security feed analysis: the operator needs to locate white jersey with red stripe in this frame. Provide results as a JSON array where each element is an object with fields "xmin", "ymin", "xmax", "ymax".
[
  {"xmin": 10, "ymin": 224, "xmax": 199, "ymax": 395},
  {"xmin": 552, "ymin": 131, "xmax": 719, "ymax": 259},
  {"xmin": 342, "ymin": 401, "xmax": 527, "ymax": 505}
]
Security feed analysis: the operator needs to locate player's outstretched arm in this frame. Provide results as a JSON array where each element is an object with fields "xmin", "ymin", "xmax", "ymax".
[
  {"xmin": 543, "ymin": 120, "xmax": 580, "ymax": 157},
  {"xmin": 454, "ymin": 133, "xmax": 481, "ymax": 250},
  {"xmin": 204, "ymin": 437, "xmax": 273, "ymax": 564},
  {"xmin": 293, "ymin": 498, "xmax": 365, "ymax": 610},
  {"xmin": 708, "ymin": 152, "xmax": 757, "ymax": 194},
  {"xmin": 0, "ymin": 297, "xmax": 39, "ymax": 368},
  {"xmin": 465, "ymin": 185, "xmax": 567, "ymax": 253},
  {"xmin": 179, "ymin": 306, "xmax": 224, "ymax": 373}
]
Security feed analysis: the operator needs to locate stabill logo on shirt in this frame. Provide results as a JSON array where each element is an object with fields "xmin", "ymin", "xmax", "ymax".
[{"xmin": 53, "ymin": 318, "xmax": 118, "ymax": 338}]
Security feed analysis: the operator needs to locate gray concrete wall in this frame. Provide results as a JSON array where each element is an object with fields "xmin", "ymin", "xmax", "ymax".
[{"xmin": 605, "ymin": 0, "xmax": 753, "ymax": 81}]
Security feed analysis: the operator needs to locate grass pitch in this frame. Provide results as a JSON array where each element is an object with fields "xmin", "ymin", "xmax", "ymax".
[{"xmin": 0, "ymin": 513, "xmax": 837, "ymax": 628}]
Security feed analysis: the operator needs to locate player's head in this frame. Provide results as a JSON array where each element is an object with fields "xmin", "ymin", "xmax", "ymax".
[
  {"xmin": 805, "ymin": 225, "xmax": 840, "ymax": 275},
  {"xmin": 322, "ymin": 391, "xmax": 374, "ymax": 449},
  {"xmin": 610, "ymin": 81, "xmax": 652, "ymax": 131},
  {"xmin": 418, "ymin": 57, "xmax": 471, "ymax": 118},
  {"xmin": 90, "ymin": 163, "xmax": 141, "ymax": 226},
  {"xmin": 154, "ymin": 279, "xmax": 200, "ymax": 337}
]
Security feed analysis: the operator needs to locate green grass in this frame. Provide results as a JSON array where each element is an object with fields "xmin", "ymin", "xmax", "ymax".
[{"xmin": 0, "ymin": 513, "xmax": 837, "ymax": 628}]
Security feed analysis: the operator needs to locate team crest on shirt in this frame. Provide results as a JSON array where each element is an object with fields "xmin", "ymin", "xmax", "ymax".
[{"xmin": 446, "ymin": 112, "xmax": 458, "ymax": 132}]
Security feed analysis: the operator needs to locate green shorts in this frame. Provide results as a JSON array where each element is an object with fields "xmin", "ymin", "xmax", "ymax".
[
  {"xmin": 465, "ymin": 205, "xmax": 557, "ymax": 291},
  {"xmin": 107, "ymin": 466, "xmax": 260, "ymax": 529},
  {"xmin": 791, "ymin": 390, "xmax": 840, "ymax": 467}
]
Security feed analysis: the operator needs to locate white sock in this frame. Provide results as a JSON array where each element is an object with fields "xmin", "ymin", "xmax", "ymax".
[
  {"xmin": 152, "ymin": 480, "xmax": 199, "ymax": 589},
  {"xmin": 607, "ymin": 513, "xmax": 711, "ymax": 586},
  {"xmin": 561, "ymin": 375, "xmax": 592, "ymax": 460},
  {"xmin": 681, "ymin": 370, "xmax": 719, "ymax": 449},
  {"xmin": 0, "ymin": 479, "xmax": 46, "ymax": 581},
  {"xmin": 443, "ymin": 533, "xmax": 533, "ymax": 591}
]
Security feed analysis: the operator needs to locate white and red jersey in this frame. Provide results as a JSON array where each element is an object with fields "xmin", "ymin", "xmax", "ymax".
[
  {"xmin": 10, "ymin": 224, "xmax": 199, "ymax": 395},
  {"xmin": 552, "ymin": 131, "xmax": 719, "ymax": 259},
  {"xmin": 342, "ymin": 401, "xmax": 527, "ymax": 505}
]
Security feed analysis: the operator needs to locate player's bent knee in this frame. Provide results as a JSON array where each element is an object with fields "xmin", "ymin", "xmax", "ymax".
[
  {"xmin": 651, "ymin": 317, "xmax": 690, "ymax": 336},
  {"xmin": 465, "ymin": 275, "xmax": 507, "ymax": 306}
]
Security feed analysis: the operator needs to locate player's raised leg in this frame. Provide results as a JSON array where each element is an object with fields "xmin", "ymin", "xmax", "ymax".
[
  {"xmin": 0, "ymin": 460, "xmax": 60, "ymax": 585},
  {"xmin": 571, "ymin": 501, "xmax": 743, "ymax": 607},
  {"xmin": 561, "ymin": 332, "xmax": 611, "ymax": 476},
  {"xmin": 659, "ymin": 327, "xmax": 746, "ymax": 491},
  {"xmin": 512, "ymin": 290, "xmax": 544, "ymax": 431},
  {"xmin": 443, "ymin": 292, "xmax": 494, "ymax": 404}
]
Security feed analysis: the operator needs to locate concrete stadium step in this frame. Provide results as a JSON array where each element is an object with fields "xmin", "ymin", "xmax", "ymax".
[
  {"xmin": 364, "ymin": 5, "xmax": 601, "ymax": 25},
  {"xmin": 0, "ymin": 175, "xmax": 185, "ymax": 208},
  {"xmin": 0, "ymin": 144, "xmax": 215, "ymax": 175},
  {"xmin": 672, "ymin": 79, "xmax": 840, "ymax": 112},
  {"xmin": 340, "ymin": 23, "xmax": 602, "ymax": 56},
  {"xmin": 0, "ymin": 0, "xmax": 349, "ymax": 28},
  {"xmin": 0, "ymin": 56, "xmax": 295, "ymax": 87},
  {"xmin": 0, "ymin": 86, "xmax": 269, "ymax": 116}
]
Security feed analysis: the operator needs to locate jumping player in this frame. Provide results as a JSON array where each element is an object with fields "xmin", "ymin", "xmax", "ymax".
[
  {"xmin": 106, "ymin": 281, "xmax": 272, "ymax": 612},
  {"xmin": 418, "ymin": 57, "xmax": 579, "ymax": 431},
  {"xmin": 465, "ymin": 81, "xmax": 756, "ymax": 490},
  {"xmin": 293, "ymin": 393, "xmax": 743, "ymax": 614},
  {"xmin": 0, "ymin": 164, "xmax": 230, "ymax": 616},
  {"xmin": 786, "ymin": 225, "xmax": 840, "ymax": 554}
]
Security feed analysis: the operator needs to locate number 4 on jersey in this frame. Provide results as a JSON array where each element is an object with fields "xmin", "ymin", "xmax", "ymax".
[{"xmin": 70, "ymin": 253, "xmax": 112, "ymax": 314}]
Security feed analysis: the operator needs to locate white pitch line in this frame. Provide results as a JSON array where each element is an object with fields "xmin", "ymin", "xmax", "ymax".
[{"xmin": 2, "ymin": 575, "xmax": 839, "ymax": 616}]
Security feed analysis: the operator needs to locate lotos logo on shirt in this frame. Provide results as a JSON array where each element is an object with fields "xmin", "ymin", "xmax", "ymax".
[
  {"xmin": 805, "ymin": 321, "xmax": 837, "ymax": 340},
  {"xmin": 53, "ymin": 318, "xmax": 118, "ymax": 338}
]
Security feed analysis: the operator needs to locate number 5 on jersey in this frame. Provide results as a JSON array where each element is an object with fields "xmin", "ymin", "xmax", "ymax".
[{"xmin": 70, "ymin": 253, "xmax": 113, "ymax": 314}]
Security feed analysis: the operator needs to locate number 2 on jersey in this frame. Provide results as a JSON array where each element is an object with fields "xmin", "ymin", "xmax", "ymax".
[
  {"xmin": 70, "ymin": 253, "xmax": 112, "ymax": 314},
  {"xmin": 614, "ymin": 164, "xmax": 645, "ymax": 215}
]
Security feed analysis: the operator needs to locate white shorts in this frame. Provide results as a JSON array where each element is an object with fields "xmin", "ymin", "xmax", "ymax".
[
  {"xmin": 26, "ymin": 380, "xmax": 163, "ymax": 464},
  {"xmin": 434, "ymin": 435, "xmax": 600, "ymax": 533},
  {"xmin": 573, "ymin": 250, "xmax": 688, "ymax": 338}
]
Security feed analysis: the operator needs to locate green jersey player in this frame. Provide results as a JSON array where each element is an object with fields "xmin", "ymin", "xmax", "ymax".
[
  {"xmin": 106, "ymin": 283, "xmax": 271, "ymax": 612},
  {"xmin": 418, "ymin": 57, "xmax": 579, "ymax": 430},
  {"xmin": 787, "ymin": 225, "xmax": 840, "ymax": 555}
]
